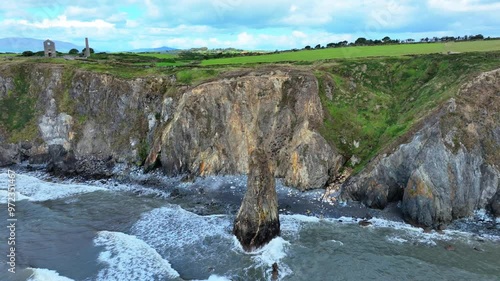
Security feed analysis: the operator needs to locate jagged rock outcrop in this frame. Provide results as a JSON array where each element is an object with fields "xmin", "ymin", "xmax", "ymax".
[
  {"xmin": 489, "ymin": 190, "xmax": 500, "ymax": 217},
  {"xmin": 160, "ymin": 69, "xmax": 343, "ymax": 190},
  {"xmin": 0, "ymin": 64, "xmax": 174, "ymax": 177},
  {"xmin": 0, "ymin": 144, "xmax": 19, "ymax": 166},
  {"xmin": 233, "ymin": 148, "xmax": 280, "ymax": 251},
  {"xmin": 341, "ymin": 69, "xmax": 500, "ymax": 227},
  {"xmin": 0, "ymin": 65, "xmax": 341, "ymax": 189}
]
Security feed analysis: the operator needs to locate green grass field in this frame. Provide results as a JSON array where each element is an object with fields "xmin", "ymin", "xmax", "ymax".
[
  {"xmin": 136, "ymin": 53, "xmax": 176, "ymax": 59},
  {"xmin": 202, "ymin": 40, "xmax": 500, "ymax": 65}
]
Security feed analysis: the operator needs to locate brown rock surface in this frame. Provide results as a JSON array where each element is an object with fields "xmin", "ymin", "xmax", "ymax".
[{"xmin": 233, "ymin": 148, "xmax": 280, "ymax": 251}]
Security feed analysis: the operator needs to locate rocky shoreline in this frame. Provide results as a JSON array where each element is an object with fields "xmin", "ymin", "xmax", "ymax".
[{"xmin": 6, "ymin": 164, "xmax": 499, "ymax": 238}]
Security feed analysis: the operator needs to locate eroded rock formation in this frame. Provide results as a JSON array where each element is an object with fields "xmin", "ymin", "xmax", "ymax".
[
  {"xmin": 159, "ymin": 69, "xmax": 343, "ymax": 190},
  {"xmin": 233, "ymin": 148, "xmax": 280, "ymax": 251},
  {"xmin": 341, "ymin": 69, "xmax": 500, "ymax": 227}
]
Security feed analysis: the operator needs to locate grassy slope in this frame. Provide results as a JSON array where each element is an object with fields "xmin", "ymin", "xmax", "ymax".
[
  {"xmin": 202, "ymin": 40, "xmax": 500, "ymax": 65},
  {"xmin": 315, "ymin": 52, "xmax": 500, "ymax": 172}
]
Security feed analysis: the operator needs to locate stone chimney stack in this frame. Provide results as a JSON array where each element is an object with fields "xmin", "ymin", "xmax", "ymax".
[{"xmin": 84, "ymin": 37, "xmax": 90, "ymax": 57}]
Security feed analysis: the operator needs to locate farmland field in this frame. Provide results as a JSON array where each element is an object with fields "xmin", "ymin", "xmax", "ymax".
[
  {"xmin": 202, "ymin": 40, "xmax": 500, "ymax": 65},
  {"xmin": 136, "ymin": 53, "xmax": 176, "ymax": 59}
]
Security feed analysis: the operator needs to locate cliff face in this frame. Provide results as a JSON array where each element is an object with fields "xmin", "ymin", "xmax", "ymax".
[
  {"xmin": 0, "ymin": 64, "xmax": 173, "ymax": 176},
  {"xmin": 0, "ymin": 65, "xmax": 342, "ymax": 189},
  {"xmin": 0, "ymin": 61, "xmax": 499, "ymax": 225},
  {"xmin": 341, "ymin": 69, "xmax": 500, "ymax": 227},
  {"xmin": 158, "ymin": 69, "xmax": 342, "ymax": 190}
]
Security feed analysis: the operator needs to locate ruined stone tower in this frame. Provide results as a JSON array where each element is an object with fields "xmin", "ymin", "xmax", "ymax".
[
  {"xmin": 84, "ymin": 37, "xmax": 90, "ymax": 58},
  {"xmin": 44, "ymin": 39, "xmax": 56, "ymax": 58}
]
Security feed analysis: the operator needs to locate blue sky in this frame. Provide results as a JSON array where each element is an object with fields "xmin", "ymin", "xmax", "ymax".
[{"xmin": 1, "ymin": 0, "xmax": 499, "ymax": 51}]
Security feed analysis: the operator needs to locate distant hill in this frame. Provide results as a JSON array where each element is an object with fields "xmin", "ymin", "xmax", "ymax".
[
  {"xmin": 0, "ymin": 38, "xmax": 83, "ymax": 53},
  {"xmin": 128, "ymin": 46, "xmax": 178, "ymax": 53}
]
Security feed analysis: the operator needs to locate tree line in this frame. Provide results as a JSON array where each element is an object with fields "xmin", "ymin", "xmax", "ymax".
[{"xmin": 304, "ymin": 34, "xmax": 493, "ymax": 50}]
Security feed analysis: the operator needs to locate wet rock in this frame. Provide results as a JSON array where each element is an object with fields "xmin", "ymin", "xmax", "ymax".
[
  {"xmin": 181, "ymin": 173, "xmax": 196, "ymax": 183},
  {"xmin": 170, "ymin": 188, "xmax": 181, "ymax": 198},
  {"xmin": 0, "ymin": 144, "xmax": 19, "ymax": 167},
  {"xmin": 46, "ymin": 144, "xmax": 114, "ymax": 179},
  {"xmin": 358, "ymin": 220, "xmax": 372, "ymax": 227},
  {"xmin": 233, "ymin": 149, "xmax": 280, "ymax": 251},
  {"xmin": 489, "ymin": 191, "xmax": 500, "ymax": 217},
  {"xmin": 271, "ymin": 263, "xmax": 279, "ymax": 281},
  {"xmin": 46, "ymin": 144, "xmax": 77, "ymax": 174}
]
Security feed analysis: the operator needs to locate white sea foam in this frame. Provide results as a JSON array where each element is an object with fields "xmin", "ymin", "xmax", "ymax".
[
  {"xmin": 131, "ymin": 205, "xmax": 231, "ymax": 252},
  {"xmin": 231, "ymin": 236, "xmax": 292, "ymax": 280},
  {"xmin": 134, "ymin": 205, "xmax": 296, "ymax": 280},
  {"xmin": 328, "ymin": 239, "xmax": 344, "ymax": 246},
  {"xmin": 386, "ymin": 236, "xmax": 409, "ymax": 244},
  {"xmin": 283, "ymin": 214, "xmax": 321, "ymax": 223},
  {"xmin": 194, "ymin": 275, "xmax": 232, "ymax": 281},
  {"xmin": 251, "ymin": 236, "xmax": 290, "ymax": 266},
  {"xmin": 180, "ymin": 175, "xmax": 247, "ymax": 190},
  {"xmin": 253, "ymin": 237, "xmax": 293, "ymax": 280},
  {"xmin": 94, "ymin": 231, "xmax": 180, "ymax": 281},
  {"xmin": 27, "ymin": 268, "xmax": 75, "ymax": 281},
  {"xmin": 358, "ymin": 217, "xmax": 448, "ymax": 246},
  {"xmin": 337, "ymin": 216, "xmax": 500, "ymax": 245},
  {"xmin": 474, "ymin": 209, "xmax": 491, "ymax": 221},
  {"xmin": 100, "ymin": 181, "xmax": 172, "ymax": 199},
  {"xmin": 332, "ymin": 216, "xmax": 358, "ymax": 224},
  {"xmin": 0, "ymin": 172, "xmax": 106, "ymax": 202},
  {"xmin": 370, "ymin": 214, "xmax": 500, "ymax": 243},
  {"xmin": 280, "ymin": 214, "xmax": 321, "ymax": 238},
  {"xmin": 0, "ymin": 189, "xmax": 31, "ymax": 203}
]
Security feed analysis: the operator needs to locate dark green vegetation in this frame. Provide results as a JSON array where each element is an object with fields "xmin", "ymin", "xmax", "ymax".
[
  {"xmin": 315, "ymin": 52, "xmax": 500, "ymax": 172},
  {"xmin": 0, "ymin": 65, "xmax": 38, "ymax": 142}
]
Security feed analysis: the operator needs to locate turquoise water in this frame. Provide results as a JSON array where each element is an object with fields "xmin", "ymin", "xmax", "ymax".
[{"xmin": 0, "ymin": 170, "xmax": 499, "ymax": 281}]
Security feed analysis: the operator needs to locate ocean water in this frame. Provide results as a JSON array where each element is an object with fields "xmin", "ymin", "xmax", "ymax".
[{"xmin": 0, "ymin": 169, "xmax": 499, "ymax": 281}]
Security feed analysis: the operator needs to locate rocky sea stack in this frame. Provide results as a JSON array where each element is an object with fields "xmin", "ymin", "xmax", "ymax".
[{"xmin": 233, "ymin": 148, "xmax": 280, "ymax": 251}]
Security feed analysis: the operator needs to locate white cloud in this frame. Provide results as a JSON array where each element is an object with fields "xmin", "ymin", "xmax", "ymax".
[
  {"xmin": 13, "ymin": 15, "xmax": 115, "ymax": 30},
  {"xmin": 292, "ymin": 31, "xmax": 307, "ymax": 38},
  {"xmin": 144, "ymin": 0, "xmax": 160, "ymax": 17},
  {"xmin": 427, "ymin": 0, "xmax": 500, "ymax": 12},
  {"xmin": 126, "ymin": 20, "xmax": 139, "ymax": 28},
  {"xmin": 236, "ymin": 32, "xmax": 254, "ymax": 46},
  {"xmin": 0, "ymin": 0, "xmax": 499, "ymax": 51},
  {"xmin": 64, "ymin": 6, "xmax": 101, "ymax": 17},
  {"xmin": 367, "ymin": 0, "xmax": 416, "ymax": 28},
  {"xmin": 146, "ymin": 25, "xmax": 213, "ymax": 35}
]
